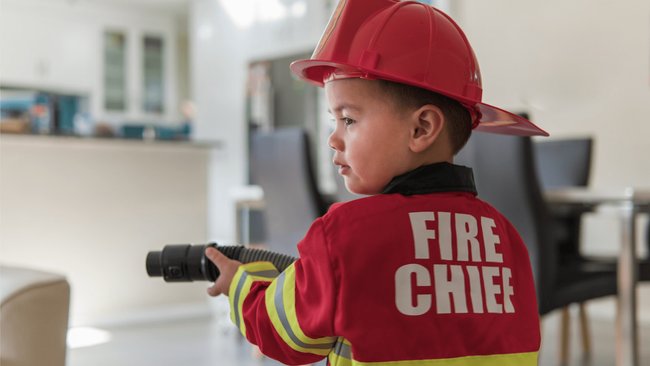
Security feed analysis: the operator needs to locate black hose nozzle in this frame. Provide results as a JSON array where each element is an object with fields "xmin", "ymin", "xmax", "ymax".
[{"xmin": 146, "ymin": 243, "xmax": 296, "ymax": 282}]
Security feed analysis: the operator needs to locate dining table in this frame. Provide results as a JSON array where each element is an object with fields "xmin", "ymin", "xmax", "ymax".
[{"xmin": 545, "ymin": 187, "xmax": 650, "ymax": 366}]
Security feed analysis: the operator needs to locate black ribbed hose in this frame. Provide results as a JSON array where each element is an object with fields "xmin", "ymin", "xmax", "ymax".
[{"xmin": 146, "ymin": 243, "xmax": 297, "ymax": 282}]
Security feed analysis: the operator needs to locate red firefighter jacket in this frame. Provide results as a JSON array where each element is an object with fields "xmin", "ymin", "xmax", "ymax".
[{"xmin": 228, "ymin": 163, "xmax": 541, "ymax": 365}]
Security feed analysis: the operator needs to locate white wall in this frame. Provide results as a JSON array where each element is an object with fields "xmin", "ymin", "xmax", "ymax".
[
  {"xmin": 0, "ymin": 0, "xmax": 186, "ymax": 125},
  {"xmin": 190, "ymin": 0, "xmax": 332, "ymax": 243},
  {"xmin": 456, "ymin": 0, "xmax": 650, "ymax": 189}
]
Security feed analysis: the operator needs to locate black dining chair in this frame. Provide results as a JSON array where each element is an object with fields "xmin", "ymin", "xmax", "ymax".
[
  {"xmin": 456, "ymin": 133, "xmax": 618, "ymax": 364},
  {"xmin": 533, "ymin": 138, "xmax": 593, "ymax": 189},
  {"xmin": 533, "ymin": 138, "xmax": 595, "ymax": 359},
  {"xmin": 533, "ymin": 138, "xmax": 594, "ymax": 261},
  {"xmin": 644, "ymin": 221, "xmax": 650, "ymax": 280},
  {"xmin": 249, "ymin": 127, "xmax": 330, "ymax": 257}
]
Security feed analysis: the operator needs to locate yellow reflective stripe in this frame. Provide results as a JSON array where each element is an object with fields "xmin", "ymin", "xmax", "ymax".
[
  {"xmin": 329, "ymin": 350, "xmax": 538, "ymax": 366},
  {"xmin": 265, "ymin": 264, "xmax": 336, "ymax": 356},
  {"xmin": 228, "ymin": 262, "xmax": 279, "ymax": 337}
]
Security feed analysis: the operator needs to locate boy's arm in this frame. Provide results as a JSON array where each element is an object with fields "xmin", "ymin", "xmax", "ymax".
[{"xmin": 206, "ymin": 218, "xmax": 337, "ymax": 365}]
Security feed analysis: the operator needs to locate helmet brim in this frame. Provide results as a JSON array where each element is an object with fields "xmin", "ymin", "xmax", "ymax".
[{"xmin": 475, "ymin": 103, "xmax": 549, "ymax": 137}]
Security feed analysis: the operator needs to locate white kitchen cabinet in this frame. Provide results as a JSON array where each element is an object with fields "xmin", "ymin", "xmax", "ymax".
[
  {"xmin": 0, "ymin": 0, "xmax": 182, "ymax": 123},
  {"xmin": 101, "ymin": 28, "xmax": 177, "ymax": 123},
  {"xmin": 103, "ymin": 26, "xmax": 179, "ymax": 124},
  {"xmin": 0, "ymin": 6, "xmax": 96, "ymax": 94}
]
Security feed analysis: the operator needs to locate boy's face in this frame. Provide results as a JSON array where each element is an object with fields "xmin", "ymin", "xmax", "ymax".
[{"xmin": 326, "ymin": 78, "xmax": 418, "ymax": 195}]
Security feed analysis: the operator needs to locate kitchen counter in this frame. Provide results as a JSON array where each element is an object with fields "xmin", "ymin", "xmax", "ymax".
[
  {"xmin": 0, "ymin": 133, "xmax": 223, "ymax": 151},
  {"xmin": 0, "ymin": 133, "xmax": 219, "ymax": 326}
]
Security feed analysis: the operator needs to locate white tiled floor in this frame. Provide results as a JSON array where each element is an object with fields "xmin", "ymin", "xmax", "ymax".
[{"xmin": 68, "ymin": 303, "xmax": 649, "ymax": 366}]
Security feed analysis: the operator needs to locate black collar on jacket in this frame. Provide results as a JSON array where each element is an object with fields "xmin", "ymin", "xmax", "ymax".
[{"xmin": 382, "ymin": 162, "xmax": 477, "ymax": 196}]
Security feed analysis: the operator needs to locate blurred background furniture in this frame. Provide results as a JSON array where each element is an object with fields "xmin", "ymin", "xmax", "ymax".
[
  {"xmin": 249, "ymin": 127, "xmax": 331, "ymax": 256},
  {"xmin": 533, "ymin": 137, "xmax": 596, "ymax": 360},
  {"xmin": 456, "ymin": 134, "xmax": 618, "ymax": 364},
  {"xmin": 1, "ymin": 265, "xmax": 70, "ymax": 366},
  {"xmin": 645, "ymin": 221, "xmax": 650, "ymax": 281},
  {"xmin": 533, "ymin": 138, "xmax": 593, "ymax": 190},
  {"xmin": 534, "ymin": 137, "xmax": 650, "ymax": 363},
  {"xmin": 544, "ymin": 186, "xmax": 650, "ymax": 366},
  {"xmin": 533, "ymin": 138, "xmax": 595, "ymax": 263},
  {"xmin": 231, "ymin": 185, "xmax": 267, "ymax": 246}
]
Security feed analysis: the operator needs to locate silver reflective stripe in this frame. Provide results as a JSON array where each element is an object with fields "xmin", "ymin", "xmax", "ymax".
[
  {"xmin": 232, "ymin": 272, "xmax": 249, "ymax": 330},
  {"xmin": 273, "ymin": 272, "xmax": 334, "ymax": 350},
  {"xmin": 333, "ymin": 339, "xmax": 351, "ymax": 359},
  {"xmin": 248, "ymin": 269, "xmax": 279, "ymax": 278}
]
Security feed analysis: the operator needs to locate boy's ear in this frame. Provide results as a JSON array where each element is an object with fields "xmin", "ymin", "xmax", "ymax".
[{"xmin": 408, "ymin": 104, "xmax": 446, "ymax": 153}]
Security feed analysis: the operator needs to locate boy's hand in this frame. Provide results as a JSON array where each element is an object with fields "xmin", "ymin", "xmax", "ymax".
[{"xmin": 205, "ymin": 247, "xmax": 242, "ymax": 297}]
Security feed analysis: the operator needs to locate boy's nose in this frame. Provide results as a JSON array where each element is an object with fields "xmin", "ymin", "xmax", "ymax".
[{"xmin": 328, "ymin": 130, "xmax": 343, "ymax": 151}]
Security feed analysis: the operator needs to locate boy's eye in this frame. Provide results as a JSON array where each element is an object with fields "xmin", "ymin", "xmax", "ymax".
[{"xmin": 342, "ymin": 117, "xmax": 355, "ymax": 126}]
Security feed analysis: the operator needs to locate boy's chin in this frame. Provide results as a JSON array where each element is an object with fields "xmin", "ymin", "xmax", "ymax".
[
  {"xmin": 345, "ymin": 181, "xmax": 379, "ymax": 196},
  {"xmin": 344, "ymin": 182, "xmax": 363, "ymax": 195}
]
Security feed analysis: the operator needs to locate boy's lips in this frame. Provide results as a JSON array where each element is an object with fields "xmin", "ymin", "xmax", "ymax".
[{"xmin": 333, "ymin": 161, "xmax": 350, "ymax": 175}]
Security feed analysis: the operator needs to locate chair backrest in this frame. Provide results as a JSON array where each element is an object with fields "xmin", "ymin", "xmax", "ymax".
[
  {"xmin": 533, "ymin": 137, "xmax": 593, "ymax": 260},
  {"xmin": 456, "ymin": 133, "xmax": 555, "ymax": 313},
  {"xmin": 533, "ymin": 138, "xmax": 593, "ymax": 189},
  {"xmin": 250, "ymin": 127, "xmax": 328, "ymax": 256}
]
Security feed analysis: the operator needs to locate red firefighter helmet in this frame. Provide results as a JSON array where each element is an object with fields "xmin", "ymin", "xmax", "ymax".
[{"xmin": 290, "ymin": 0, "xmax": 548, "ymax": 136}]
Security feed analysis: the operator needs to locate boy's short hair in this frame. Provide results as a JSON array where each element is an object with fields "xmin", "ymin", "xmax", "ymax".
[{"xmin": 377, "ymin": 79, "xmax": 472, "ymax": 154}]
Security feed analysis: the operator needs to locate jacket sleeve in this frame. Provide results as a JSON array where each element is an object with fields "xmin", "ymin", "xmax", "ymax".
[{"xmin": 228, "ymin": 217, "xmax": 338, "ymax": 365}]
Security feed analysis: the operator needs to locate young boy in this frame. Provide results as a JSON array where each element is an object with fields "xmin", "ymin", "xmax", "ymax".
[{"xmin": 206, "ymin": 0, "xmax": 547, "ymax": 365}]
